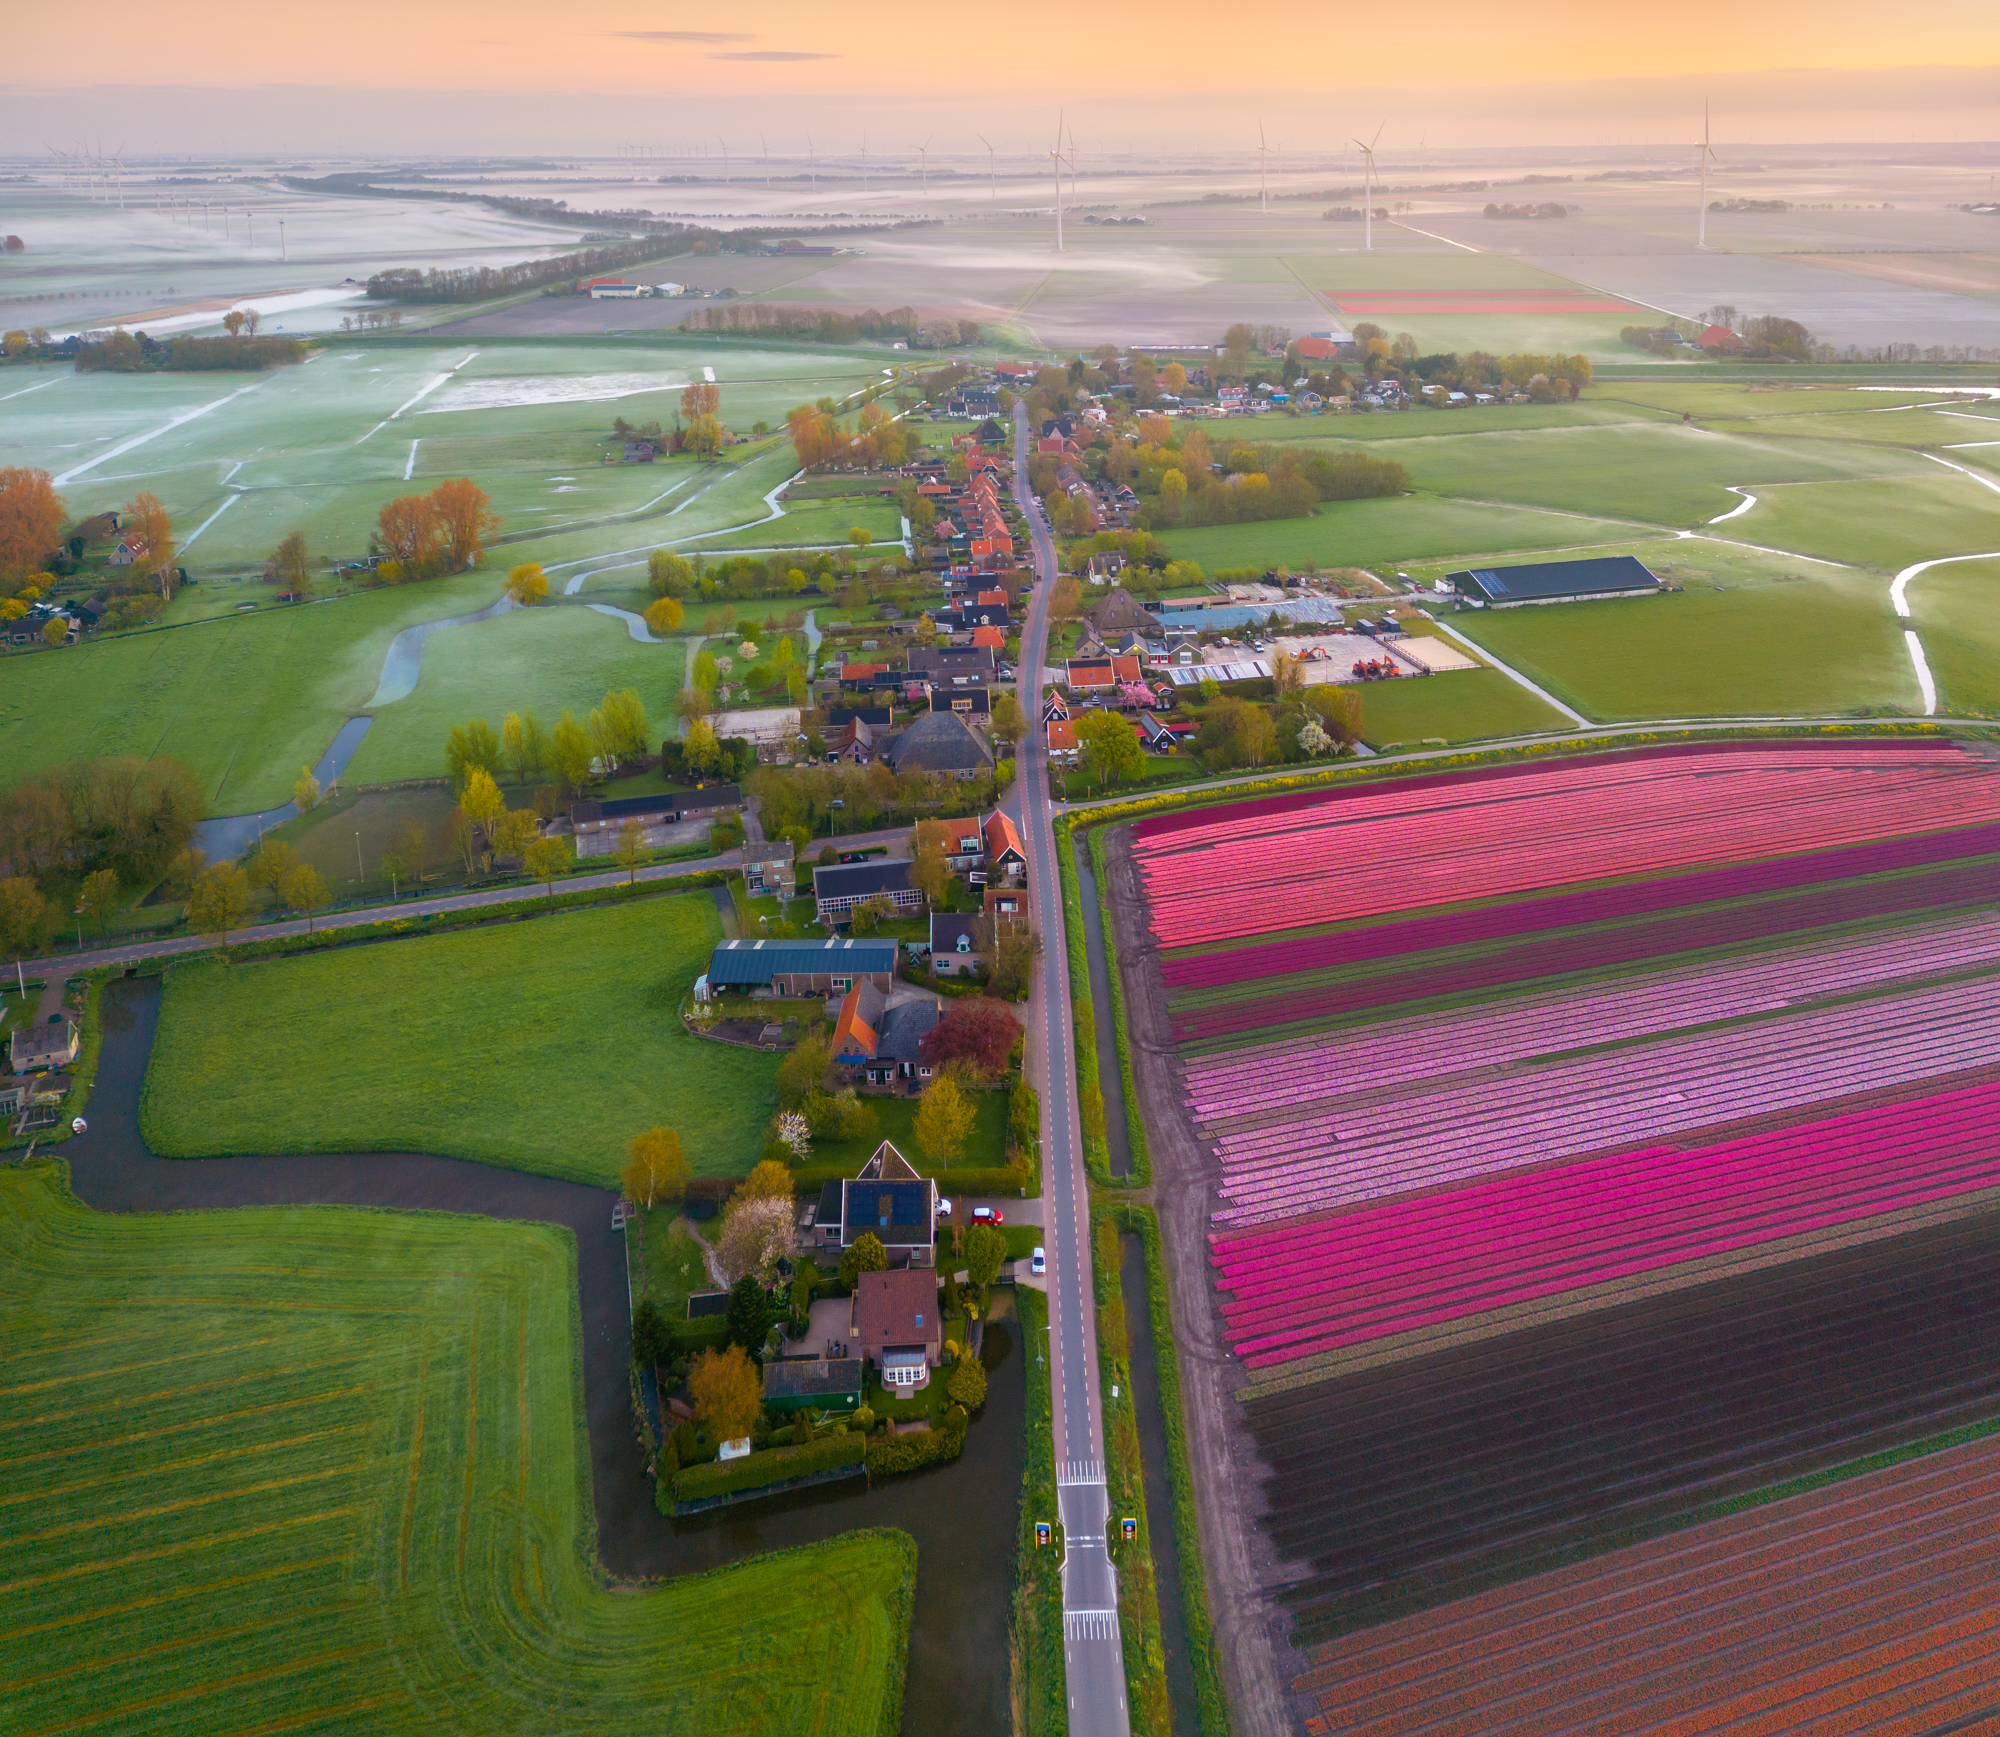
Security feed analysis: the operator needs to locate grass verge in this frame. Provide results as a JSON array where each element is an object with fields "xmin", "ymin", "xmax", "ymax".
[
  {"xmin": 1089, "ymin": 824, "xmax": 1153, "ymax": 1186},
  {"xmin": 1012, "ymin": 1285, "xmax": 1068, "ymax": 1736}
]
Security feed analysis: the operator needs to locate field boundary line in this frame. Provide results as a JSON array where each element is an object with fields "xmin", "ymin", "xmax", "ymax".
[
  {"xmin": 16, "ymin": 1463, "xmax": 359, "ymax": 1545},
  {"xmin": 1386, "ymin": 220, "xmax": 1481, "ymax": 255},
  {"xmin": 5, "ymin": 1553, "xmax": 353, "ymax": 1645}
]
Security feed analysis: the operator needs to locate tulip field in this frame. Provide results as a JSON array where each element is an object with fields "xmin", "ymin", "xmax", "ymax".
[{"xmin": 1121, "ymin": 739, "xmax": 2000, "ymax": 1703}]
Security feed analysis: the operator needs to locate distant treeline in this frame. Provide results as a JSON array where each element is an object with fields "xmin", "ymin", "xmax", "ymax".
[
  {"xmin": 367, "ymin": 235, "xmax": 712, "ymax": 304},
  {"xmin": 681, "ymin": 304, "xmax": 980, "ymax": 346},
  {"xmin": 74, "ymin": 332, "xmax": 308, "ymax": 372}
]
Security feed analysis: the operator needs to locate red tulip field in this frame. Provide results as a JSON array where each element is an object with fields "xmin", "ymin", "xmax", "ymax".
[{"xmin": 1119, "ymin": 739, "xmax": 2000, "ymax": 1715}]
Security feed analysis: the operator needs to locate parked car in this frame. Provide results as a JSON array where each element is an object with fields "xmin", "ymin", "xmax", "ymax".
[
  {"xmin": 937, "ymin": 1198, "xmax": 953, "ymax": 1218},
  {"xmin": 972, "ymin": 1205, "xmax": 1004, "ymax": 1226},
  {"xmin": 1030, "ymin": 1246, "xmax": 1047, "ymax": 1276}
]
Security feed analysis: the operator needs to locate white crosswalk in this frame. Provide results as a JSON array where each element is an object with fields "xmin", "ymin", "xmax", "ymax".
[
  {"xmin": 1065, "ymin": 1610, "xmax": 1122, "ymax": 1640},
  {"xmin": 1059, "ymin": 1458, "xmax": 1106, "ymax": 1484}
]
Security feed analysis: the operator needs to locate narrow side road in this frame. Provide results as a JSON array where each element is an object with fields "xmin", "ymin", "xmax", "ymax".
[{"xmin": 1009, "ymin": 403, "xmax": 1131, "ymax": 1736}]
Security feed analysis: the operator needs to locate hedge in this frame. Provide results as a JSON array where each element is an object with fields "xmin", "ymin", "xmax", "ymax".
[
  {"xmin": 666, "ymin": 1317, "xmax": 732, "ymax": 1354},
  {"xmin": 670, "ymin": 1430, "xmax": 865, "ymax": 1501},
  {"xmin": 864, "ymin": 1423, "xmax": 965, "ymax": 1475},
  {"xmin": 1117, "ymin": 1204, "xmax": 1230, "ymax": 1736}
]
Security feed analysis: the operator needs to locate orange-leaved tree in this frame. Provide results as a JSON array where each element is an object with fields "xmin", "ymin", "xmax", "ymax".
[
  {"xmin": 375, "ymin": 493, "xmax": 442, "ymax": 580},
  {"xmin": 0, "ymin": 469, "xmax": 65, "ymax": 590},
  {"xmin": 428, "ymin": 478, "xmax": 498, "ymax": 571},
  {"xmin": 122, "ymin": 491, "xmax": 177, "ymax": 597},
  {"xmin": 688, "ymin": 1344, "xmax": 762, "ymax": 1443}
]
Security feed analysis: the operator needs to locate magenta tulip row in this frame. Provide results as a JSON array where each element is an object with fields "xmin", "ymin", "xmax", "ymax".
[
  {"xmin": 1160, "ymin": 821, "xmax": 2000, "ymax": 992},
  {"xmin": 1183, "ymin": 908, "xmax": 2000, "ymax": 1125},
  {"xmin": 1169, "ymin": 855, "xmax": 2000, "ymax": 1045},
  {"xmin": 1209, "ymin": 973, "xmax": 2000, "ymax": 1225},
  {"xmin": 1135, "ymin": 747, "xmax": 2000, "ymax": 949},
  {"xmin": 1208, "ymin": 1082, "xmax": 2000, "ymax": 1369}
]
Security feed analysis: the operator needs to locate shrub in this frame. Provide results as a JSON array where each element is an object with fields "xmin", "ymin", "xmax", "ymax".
[
  {"xmin": 865, "ymin": 1427, "xmax": 966, "ymax": 1475},
  {"xmin": 947, "ymin": 1356, "xmax": 988, "ymax": 1411},
  {"xmin": 670, "ymin": 1432, "xmax": 865, "ymax": 1501},
  {"xmin": 631, "ymin": 1297, "xmax": 672, "ymax": 1367}
]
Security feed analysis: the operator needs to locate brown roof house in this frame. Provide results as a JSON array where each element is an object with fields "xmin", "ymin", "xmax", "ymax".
[{"xmin": 851, "ymin": 1266, "xmax": 943, "ymax": 1391}]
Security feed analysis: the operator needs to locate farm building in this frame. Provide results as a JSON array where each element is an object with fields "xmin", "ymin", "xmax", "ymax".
[
  {"xmin": 10, "ymin": 1015, "xmax": 79, "ymax": 1074},
  {"xmin": 571, "ymin": 786, "xmax": 740, "ymax": 834},
  {"xmin": 702, "ymin": 937, "xmax": 897, "ymax": 998},
  {"xmin": 1448, "ymin": 555, "xmax": 1663, "ymax": 608},
  {"xmin": 882, "ymin": 711, "xmax": 992, "ymax": 780},
  {"xmin": 814, "ymin": 858, "xmax": 926, "ymax": 922},
  {"xmin": 762, "ymin": 1358, "xmax": 864, "ymax": 1414}
]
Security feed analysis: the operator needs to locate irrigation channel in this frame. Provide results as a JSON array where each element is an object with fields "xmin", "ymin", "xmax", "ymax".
[
  {"xmin": 1072, "ymin": 841, "xmax": 1132, "ymax": 1181},
  {"xmin": 62, "ymin": 976, "xmax": 1023, "ymax": 1735}
]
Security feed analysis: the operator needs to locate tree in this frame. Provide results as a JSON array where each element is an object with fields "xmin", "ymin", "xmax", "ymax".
[
  {"xmin": 39, "ymin": 617, "xmax": 67, "ymax": 648},
  {"xmin": 428, "ymin": 478, "xmax": 499, "ymax": 571},
  {"xmin": 460, "ymin": 766, "xmax": 507, "ymax": 838},
  {"xmin": 777, "ymin": 1030, "xmax": 832, "ymax": 1103},
  {"xmin": 688, "ymin": 1344, "xmax": 762, "ymax": 1442},
  {"xmin": 0, "ymin": 469, "xmax": 65, "ymax": 586},
  {"xmin": 247, "ymin": 839, "xmax": 296, "ymax": 894},
  {"xmin": 727, "ymin": 1159, "xmax": 796, "ymax": 1214},
  {"xmin": 1076, "ymin": 711, "xmax": 1144, "ymax": 791},
  {"xmin": 919, "ymin": 997, "xmax": 1022, "ymax": 1077},
  {"xmin": 775, "ymin": 1110, "xmax": 811, "ymax": 1162},
  {"xmin": 725, "ymin": 1274, "xmax": 772, "ymax": 1352},
  {"xmin": 1304, "ymin": 684, "xmax": 1363, "ymax": 746},
  {"xmin": 589, "ymin": 688, "xmax": 650, "ymax": 769},
  {"xmin": 395, "ymin": 820, "xmax": 432, "ymax": 885},
  {"xmin": 989, "ymin": 922, "xmax": 1042, "ymax": 1001},
  {"xmin": 909, "ymin": 840, "xmax": 950, "ymax": 909},
  {"xmin": 77, "ymin": 867, "xmax": 120, "ymax": 935},
  {"xmin": 505, "ymin": 562, "xmax": 548, "ymax": 606},
  {"xmin": 964, "ymin": 1222, "xmax": 1008, "ymax": 1287},
  {"xmin": 446, "ymin": 719, "xmax": 503, "ymax": 790},
  {"xmin": 990, "ymin": 691, "xmax": 1022, "ymax": 753},
  {"xmin": 279, "ymin": 862, "xmax": 330, "ymax": 932},
  {"xmin": 122, "ymin": 490, "xmax": 177, "ymax": 596},
  {"xmin": 644, "ymin": 595, "xmax": 683, "ymax": 634},
  {"xmin": 682, "ymin": 718, "xmax": 721, "ymax": 777},
  {"xmin": 614, "ymin": 817, "xmax": 647, "ymax": 884},
  {"xmin": 647, "ymin": 550, "xmax": 695, "ymax": 598},
  {"xmin": 187, "ymin": 863, "xmax": 252, "ymax": 949},
  {"xmin": 1051, "ymin": 575, "xmax": 1082, "ymax": 621},
  {"xmin": 293, "ymin": 766, "xmax": 322, "ymax": 813},
  {"xmin": 548, "ymin": 710, "xmax": 595, "ymax": 793},
  {"xmin": 631, "ymin": 1297, "xmax": 672, "ymax": 1369},
  {"xmin": 375, "ymin": 493, "xmax": 443, "ymax": 579},
  {"xmin": 1297, "ymin": 718, "xmax": 1336, "ymax": 757},
  {"xmin": 523, "ymin": 835, "xmax": 566, "ymax": 896},
  {"xmin": 622, "ymin": 1126, "xmax": 690, "ymax": 1208},
  {"xmin": 1270, "ymin": 648, "xmax": 1303, "ymax": 696},
  {"xmin": 222, "ymin": 310, "xmax": 247, "ymax": 337},
  {"xmin": 849, "ymin": 527, "xmax": 873, "ymax": 548},
  {"xmin": 848, "ymin": 894, "xmax": 893, "ymax": 936},
  {"xmin": 947, "ymin": 1354, "xmax": 988, "ymax": 1411},
  {"xmin": 0, "ymin": 876, "xmax": 54, "ymax": 962},
  {"xmin": 914, "ymin": 1073, "xmax": 977, "ymax": 1167},
  {"xmin": 838, "ymin": 1232, "xmax": 889, "ymax": 1290},
  {"xmin": 163, "ymin": 847, "xmax": 206, "ymax": 902},
  {"xmin": 716, "ymin": 1196, "xmax": 797, "ymax": 1287},
  {"xmin": 1158, "ymin": 468, "xmax": 1188, "ymax": 520},
  {"xmin": 270, "ymin": 530, "xmax": 313, "ymax": 598},
  {"xmin": 501, "ymin": 709, "xmax": 544, "ymax": 785}
]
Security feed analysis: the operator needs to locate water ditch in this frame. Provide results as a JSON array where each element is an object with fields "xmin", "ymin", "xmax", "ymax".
[
  {"xmin": 191, "ymin": 713, "xmax": 375, "ymax": 863},
  {"xmin": 1073, "ymin": 837, "xmax": 1132, "ymax": 1179},
  {"xmin": 62, "ymin": 976, "xmax": 1025, "ymax": 1735}
]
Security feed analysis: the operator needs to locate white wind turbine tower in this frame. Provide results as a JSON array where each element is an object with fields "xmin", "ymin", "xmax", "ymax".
[
  {"xmin": 1697, "ymin": 101, "xmax": 1718, "ymax": 248},
  {"xmin": 806, "ymin": 134, "xmax": 817, "ymax": 194},
  {"xmin": 1065, "ymin": 125, "xmax": 1079, "ymax": 211},
  {"xmin": 719, "ymin": 137, "xmax": 731, "ymax": 189},
  {"xmin": 761, "ymin": 135, "xmax": 771, "ymax": 190},
  {"xmin": 1257, "ymin": 122, "xmax": 1273, "ymax": 213},
  {"xmin": 1352, "ymin": 123, "xmax": 1384, "ymax": 250},
  {"xmin": 977, "ymin": 134, "xmax": 997, "ymax": 200},
  {"xmin": 916, "ymin": 137, "xmax": 932, "ymax": 199},
  {"xmin": 1050, "ymin": 112, "xmax": 1069, "ymax": 252}
]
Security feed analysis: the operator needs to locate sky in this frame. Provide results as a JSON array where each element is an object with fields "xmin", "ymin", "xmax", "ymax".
[{"xmin": 4, "ymin": 2, "xmax": 1998, "ymax": 154}]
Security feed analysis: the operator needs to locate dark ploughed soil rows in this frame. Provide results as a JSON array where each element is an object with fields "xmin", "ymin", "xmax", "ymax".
[{"xmin": 1250, "ymin": 1209, "xmax": 2000, "ymax": 1643}]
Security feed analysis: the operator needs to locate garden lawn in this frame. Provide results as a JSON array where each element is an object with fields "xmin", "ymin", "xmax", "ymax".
[
  {"xmin": 1453, "ymin": 575, "xmax": 1918, "ymax": 720},
  {"xmin": 0, "ymin": 1162, "xmax": 914, "ymax": 1737},
  {"xmin": 795, "ymin": 1088, "xmax": 1009, "ymax": 1184},
  {"xmin": 632, "ymin": 1208, "xmax": 717, "ymax": 1315},
  {"xmin": 141, "ymin": 892, "xmax": 779, "ymax": 1185},
  {"xmin": 1356, "ymin": 668, "xmax": 1573, "ymax": 745}
]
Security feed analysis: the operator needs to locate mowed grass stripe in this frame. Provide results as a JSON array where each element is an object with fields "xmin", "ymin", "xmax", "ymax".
[
  {"xmin": 0, "ymin": 1355, "xmax": 375, "ymax": 1438},
  {"xmin": 0, "ymin": 1165, "xmax": 914, "ymax": 1734}
]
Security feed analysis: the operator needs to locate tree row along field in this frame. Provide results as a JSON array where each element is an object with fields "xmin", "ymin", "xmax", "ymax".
[
  {"xmin": 0, "ymin": 1162, "xmax": 914, "ymax": 1736},
  {"xmin": 1115, "ymin": 739, "xmax": 2000, "ymax": 1728}
]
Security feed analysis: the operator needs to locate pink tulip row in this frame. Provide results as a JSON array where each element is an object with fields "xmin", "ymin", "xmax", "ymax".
[
  {"xmin": 1135, "ymin": 746, "xmax": 2000, "ymax": 949},
  {"xmin": 1160, "ymin": 820, "xmax": 2000, "ymax": 992},
  {"xmin": 1208, "ymin": 1080, "xmax": 2000, "ymax": 1369},
  {"xmin": 1209, "ymin": 972, "xmax": 2000, "ymax": 1225},
  {"xmin": 1183, "ymin": 908, "xmax": 2000, "ymax": 1125}
]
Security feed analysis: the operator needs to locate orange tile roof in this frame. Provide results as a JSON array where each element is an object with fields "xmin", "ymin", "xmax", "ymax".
[
  {"xmin": 983, "ymin": 808, "xmax": 1025, "ymax": 862},
  {"xmin": 1047, "ymin": 718, "xmax": 1078, "ymax": 752},
  {"xmin": 971, "ymin": 625, "xmax": 1006, "ymax": 649},
  {"xmin": 832, "ymin": 982, "xmax": 879, "ymax": 1058}
]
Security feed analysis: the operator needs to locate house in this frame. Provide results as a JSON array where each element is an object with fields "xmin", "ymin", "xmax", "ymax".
[
  {"xmin": 852, "ymin": 1267, "xmax": 943, "ymax": 1388},
  {"xmin": 0, "ymin": 1070, "xmax": 70, "ymax": 1119},
  {"xmin": 982, "ymin": 809, "xmax": 1027, "ymax": 880},
  {"xmin": 839, "ymin": 1142, "xmax": 941, "ymax": 1268},
  {"xmin": 976, "ymin": 418, "xmax": 1007, "ymax": 444},
  {"xmin": 107, "ymin": 537, "xmax": 148, "ymax": 568},
  {"xmin": 1065, "ymin": 655, "xmax": 1144, "ymax": 692},
  {"xmin": 882, "ymin": 710, "xmax": 993, "ymax": 780},
  {"xmin": 909, "ymin": 646, "xmax": 996, "ymax": 686},
  {"xmin": 1697, "ymin": 324, "xmax": 1737, "ymax": 351},
  {"xmin": 10, "ymin": 1015, "xmax": 79, "ymax": 1075},
  {"xmin": 930, "ymin": 913, "xmax": 989, "ymax": 977},
  {"xmin": 929, "ymin": 817, "xmax": 988, "ymax": 868},
  {"xmin": 824, "ymin": 706, "xmax": 893, "ymax": 730},
  {"xmin": 828, "ymin": 717, "xmax": 883, "ymax": 765},
  {"xmin": 1085, "ymin": 551, "xmax": 1127, "ymax": 586},
  {"xmin": 702, "ymin": 937, "xmax": 898, "ymax": 998},
  {"xmin": 970, "ymin": 624, "xmax": 1006, "ymax": 651},
  {"xmin": 930, "ymin": 685, "xmax": 991, "ymax": 719},
  {"xmin": 743, "ymin": 839, "xmax": 795, "ymax": 897},
  {"xmin": 814, "ymin": 858, "xmax": 925, "ymax": 923},
  {"xmin": 1085, "ymin": 588, "xmax": 1162, "ymax": 639},
  {"xmin": 1047, "ymin": 717, "xmax": 1079, "ymax": 764},
  {"xmin": 832, "ymin": 979, "xmax": 888, "ymax": 1064},
  {"xmin": 984, "ymin": 884, "xmax": 1027, "ymax": 919},
  {"xmin": 1042, "ymin": 691, "xmax": 1071, "ymax": 723},
  {"xmin": 865, "ymin": 998, "xmax": 940, "ymax": 1087},
  {"xmin": 622, "ymin": 441, "xmax": 656, "ymax": 463},
  {"xmin": 763, "ymin": 1357, "xmax": 865, "ymax": 1414}
]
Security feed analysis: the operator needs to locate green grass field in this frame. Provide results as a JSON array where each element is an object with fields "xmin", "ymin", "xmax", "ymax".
[
  {"xmin": 1453, "ymin": 574, "xmax": 1919, "ymax": 719},
  {"xmin": 142, "ymin": 894, "xmax": 780, "ymax": 1185},
  {"xmin": 1904, "ymin": 558, "xmax": 2000, "ymax": 716},
  {"xmin": 1355, "ymin": 668, "xmax": 1574, "ymax": 745},
  {"xmin": 0, "ymin": 1162, "xmax": 913, "ymax": 1736}
]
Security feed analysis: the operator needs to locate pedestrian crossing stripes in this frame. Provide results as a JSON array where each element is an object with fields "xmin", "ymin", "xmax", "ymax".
[
  {"xmin": 1058, "ymin": 1458, "xmax": 1105, "ymax": 1484},
  {"xmin": 1064, "ymin": 1609, "xmax": 1122, "ymax": 1640}
]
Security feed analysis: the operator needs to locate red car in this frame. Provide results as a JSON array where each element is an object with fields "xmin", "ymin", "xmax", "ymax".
[{"xmin": 971, "ymin": 1205, "xmax": 1004, "ymax": 1227}]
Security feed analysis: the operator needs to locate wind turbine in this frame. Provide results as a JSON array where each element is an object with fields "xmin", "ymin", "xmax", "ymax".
[
  {"xmin": 1065, "ymin": 125, "xmax": 1079, "ymax": 211},
  {"xmin": 761, "ymin": 134, "xmax": 771, "ymax": 191},
  {"xmin": 1050, "ymin": 112, "xmax": 1068, "ymax": 252},
  {"xmin": 1257, "ymin": 122, "xmax": 1272, "ymax": 213},
  {"xmin": 916, "ymin": 137, "xmax": 931, "ymax": 199},
  {"xmin": 1697, "ymin": 101, "xmax": 1718, "ymax": 248},
  {"xmin": 976, "ymin": 134, "xmax": 997, "ymax": 200},
  {"xmin": 719, "ymin": 137, "xmax": 730, "ymax": 189},
  {"xmin": 1352, "ymin": 124, "xmax": 1384, "ymax": 250},
  {"xmin": 806, "ymin": 133, "xmax": 817, "ymax": 194}
]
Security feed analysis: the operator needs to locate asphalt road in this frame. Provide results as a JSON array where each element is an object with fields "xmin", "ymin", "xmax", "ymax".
[{"xmin": 1009, "ymin": 403, "xmax": 1131, "ymax": 1735}]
